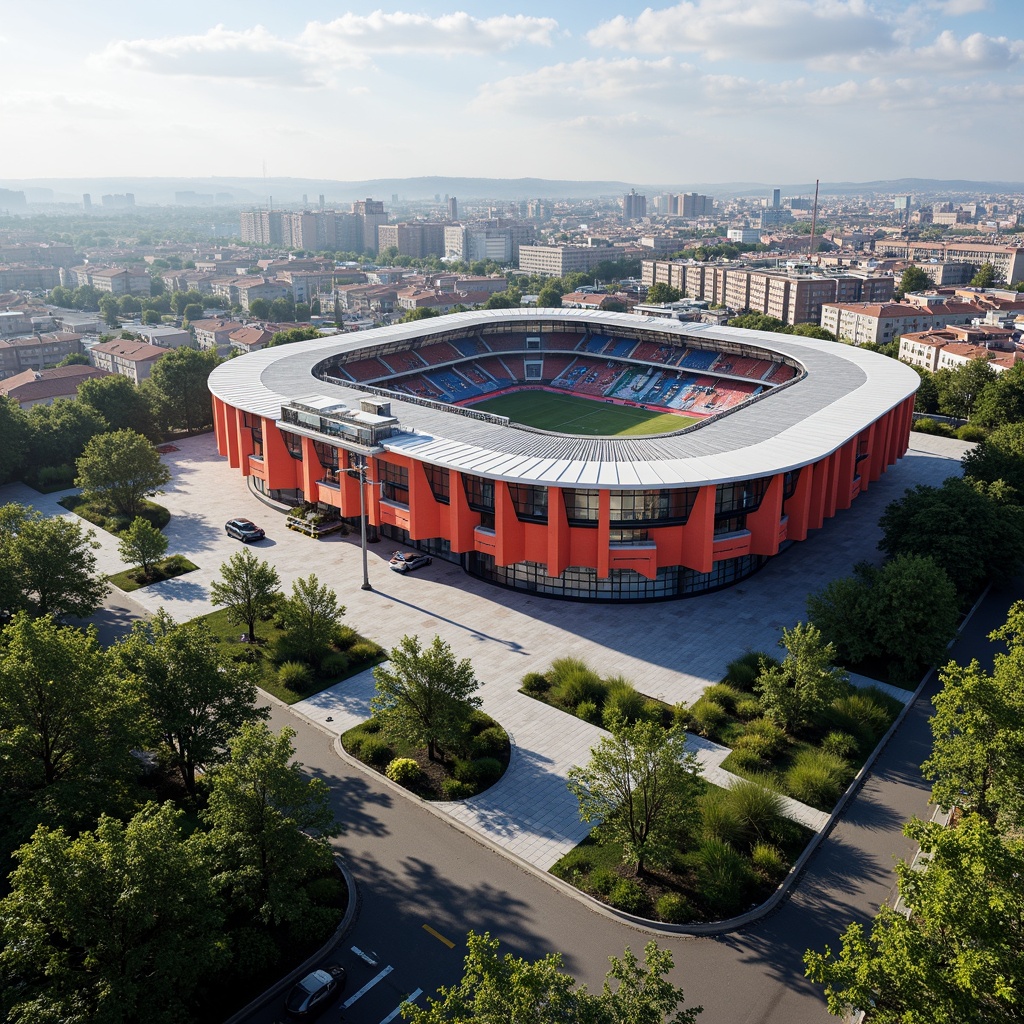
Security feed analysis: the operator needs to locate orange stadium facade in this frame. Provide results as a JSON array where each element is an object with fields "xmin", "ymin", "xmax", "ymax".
[{"xmin": 209, "ymin": 309, "xmax": 918, "ymax": 601}]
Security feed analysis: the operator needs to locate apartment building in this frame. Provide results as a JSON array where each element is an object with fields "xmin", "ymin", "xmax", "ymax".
[
  {"xmin": 0, "ymin": 332, "xmax": 84, "ymax": 378},
  {"xmin": 822, "ymin": 299, "xmax": 983, "ymax": 345},
  {"xmin": 227, "ymin": 326, "xmax": 274, "ymax": 354},
  {"xmin": 874, "ymin": 241, "xmax": 1024, "ymax": 284},
  {"xmin": 67, "ymin": 266, "xmax": 150, "ymax": 296},
  {"xmin": 192, "ymin": 318, "xmax": 245, "ymax": 351},
  {"xmin": 899, "ymin": 324, "xmax": 1020, "ymax": 372},
  {"xmin": 0, "ymin": 265, "xmax": 61, "ymax": 291},
  {"xmin": 89, "ymin": 338, "xmax": 167, "ymax": 384},
  {"xmin": 0, "ymin": 364, "xmax": 109, "ymax": 408},
  {"xmin": 377, "ymin": 223, "xmax": 446, "ymax": 259},
  {"xmin": 518, "ymin": 244, "xmax": 619, "ymax": 277}
]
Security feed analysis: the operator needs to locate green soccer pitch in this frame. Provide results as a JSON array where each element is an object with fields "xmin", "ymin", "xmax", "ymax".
[{"xmin": 467, "ymin": 390, "xmax": 701, "ymax": 436}]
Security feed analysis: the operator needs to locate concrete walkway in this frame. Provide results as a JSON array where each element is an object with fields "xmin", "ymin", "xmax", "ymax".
[{"xmin": 2, "ymin": 430, "xmax": 963, "ymax": 870}]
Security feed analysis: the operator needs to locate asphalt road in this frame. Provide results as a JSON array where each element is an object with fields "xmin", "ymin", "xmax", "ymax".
[{"xmin": 244, "ymin": 577, "xmax": 1023, "ymax": 1024}]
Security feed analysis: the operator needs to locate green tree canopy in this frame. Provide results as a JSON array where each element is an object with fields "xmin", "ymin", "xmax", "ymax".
[
  {"xmin": 934, "ymin": 358, "xmax": 997, "ymax": 421},
  {"xmin": 75, "ymin": 428, "xmax": 171, "ymax": 520},
  {"xmin": 209, "ymin": 548, "xmax": 281, "ymax": 642},
  {"xmin": 279, "ymin": 573, "xmax": 345, "ymax": 665},
  {"xmin": 116, "ymin": 516, "xmax": 168, "ymax": 577},
  {"xmin": 969, "ymin": 262, "xmax": 997, "ymax": 288},
  {"xmin": 269, "ymin": 326, "xmax": 321, "ymax": 346},
  {"xmin": 56, "ymin": 351, "xmax": 91, "ymax": 367},
  {"xmin": 371, "ymin": 634, "xmax": 481, "ymax": 762},
  {"xmin": 248, "ymin": 298, "xmax": 270, "ymax": 318},
  {"xmin": 0, "ymin": 613, "xmax": 141, "ymax": 822},
  {"xmin": 961, "ymin": 421, "xmax": 1024, "ymax": 498},
  {"xmin": 400, "ymin": 306, "xmax": 442, "ymax": 322},
  {"xmin": 0, "ymin": 802, "xmax": 224, "ymax": 1024},
  {"xmin": 805, "ymin": 814, "xmax": 1024, "ymax": 1023},
  {"xmin": 111, "ymin": 610, "xmax": 266, "ymax": 800},
  {"xmin": 878, "ymin": 476, "xmax": 1024, "ymax": 596},
  {"xmin": 897, "ymin": 265, "xmax": 931, "ymax": 297},
  {"xmin": 755, "ymin": 622, "xmax": 847, "ymax": 733},
  {"xmin": 645, "ymin": 283, "xmax": 682, "ymax": 304},
  {"xmin": 908, "ymin": 364, "xmax": 939, "ymax": 414},
  {"xmin": 402, "ymin": 931, "xmax": 702, "ymax": 1024},
  {"xmin": 567, "ymin": 715, "xmax": 703, "ymax": 875},
  {"xmin": 807, "ymin": 555, "xmax": 959, "ymax": 682},
  {"xmin": 77, "ymin": 372, "xmax": 157, "ymax": 439},
  {"xmin": 536, "ymin": 285, "xmax": 563, "ymax": 308},
  {"xmin": 972, "ymin": 361, "xmax": 1024, "ymax": 428},
  {"xmin": 141, "ymin": 346, "xmax": 219, "ymax": 434},
  {"xmin": 0, "ymin": 396, "xmax": 29, "ymax": 484},
  {"xmin": 201, "ymin": 722, "xmax": 340, "ymax": 927},
  {"xmin": 26, "ymin": 399, "xmax": 107, "ymax": 471}
]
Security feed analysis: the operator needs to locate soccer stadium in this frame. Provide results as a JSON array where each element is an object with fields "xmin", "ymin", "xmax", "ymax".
[{"xmin": 208, "ymin": 308, "xmax": 919, "ymax": 601}]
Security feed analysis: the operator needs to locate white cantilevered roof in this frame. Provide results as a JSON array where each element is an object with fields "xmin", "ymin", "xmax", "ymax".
[{"xmin": 207, "ymin": 308, "xmax": 919, "ymax": 489}]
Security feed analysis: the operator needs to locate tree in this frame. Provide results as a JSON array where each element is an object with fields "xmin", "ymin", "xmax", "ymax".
[
  {"xmin": 0, "ymin": 612, "xmax": 140, "ymax": 806},
  {"xmin": 402, "ymin": 931, "xmax": 701, "ymax": 1024},
  {"xmin": 908, "ymin": 364, "xmax": 939, "ymax": 414},
  {"xmin": 400, "ymin": 306, "xmax": 441, "ymax": 322},
  {"xmin": 142, "ymin": 345, "xmax": 219, "ymax": 434},
  {"xmin": 536, "ymin": 285, "xmax": 563, "ymax": 308},
  {"xmin": 646, "ymin": 282, "xmax": 681, "ymax": 304},
  {"xmin": 482, "ymin": 293, "xmax": 514, "ymax": 309},
  {"xmin": 248, "ymin": 297, "xmax": 270, "ymax": 318},
  {"xmin": 972, "ymin": 362, "xmax": 1024, "ymax": 427},
  {"xmin": 807, "ymin": 555, "xmax": 959, "ymax": 681},
  {"xmin": 77, "ymin": 373, "xmax": 156, "ymax": 439},
  {"xmin": 6, "ymin": 510, "xmax": 107, "ymax": 619},
  {"xmin": 270, "ymin": 297, "xmax": 294, "ymax": 320},
  {"xmin": 209, "ymin": 548, "xmax": 281, "ymax": 642},
  {"xmin": 201, "ymin": 722, "xmax": 339, "ymax": 926},
  {"xmin": 897, "ymin": 265, "xmax": 931, "ymax": 297},
  {"xmin": 805, "ymin": 814, "xmax": 1024, "ymax": 1023},
  {"xmin": 755, "ymin": 622, "xmax": 847, "ymax": 733},
  {"xmin": 26, "ymin": 399, "xmax": 107, "ymax": 471},
  {"xmin": 75, "ymin": 428, "xmax": 171, "ymax": 519},
  {"xmin": 55, "ymin": 351, "xmax": 91, "ymax": 367},
  {"xmin": 0, "ymin": 396, "xmax": 28, "ymax": 484},
  {"xmin": 969, "ymin": 261, "xmax": 997, "ymax": 288},
  {"xmin": 99, "ymin": 294, "xmax": 120, "ymax": 328},
  {"xmin": 878, "ymin": 476, "xmax": 1024, "ymax": 596},
  {"xmin": 0, "ymin": 802, "xmax": 223, "ymax": 1024},
  {"xmin": 111, "ymin": 611, "xmax": 266, "ymax": 799},
  {"xmin": 934, "ymin": 358, "xmax": 997, "ymax": 421},
  {"xmin": 269, "ymin": 326, "xmax": 320, "ymax": 346},
  {"xmin": 371, "ymin": 634, "xmax": 481, "ymax": 762},
  {"xmin": 567, "ymin": 716, "xmax": 703, "ymax": 875},
  {"xmin": 116, "ymin": 516, "xmax": 168, "ymax": 578},
  {"xmin": 280, "ymin": 573, "xmax": 345, "ymax": 665},
  {"xmin": 182, "ymin": 302, "xmax": 203, "ymax": 325},
  {"xmin": 141, "ymin": 308, "xmax": 161, "ymax": 325},
  {"xmin": 962, "ymin": 421, "xmax": 1024, "ymax": 497}
]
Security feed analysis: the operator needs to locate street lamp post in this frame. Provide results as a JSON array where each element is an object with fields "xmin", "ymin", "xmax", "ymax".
[{"xmin": 356, "ymin": 459, "xmax": 372, "ymax": 591}]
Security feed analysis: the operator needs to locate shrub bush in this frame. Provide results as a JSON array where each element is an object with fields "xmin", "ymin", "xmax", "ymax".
[
  {"xmin": 751, "ymin": 842, "xmax": 787, "ymax": 881},
  {"xmin": 726, "ymin": 650, "xmax": 779, "ymax": 691},
  {"xmin": 471, "ymin": 757, "xmax": 503, "ymax": 788},
  {"xmin": 602, "ymin": 683, "xmax": 649, "ymax": 728},
  {"xmin": 576, "ymin": 700, "xmax": 601, "ymax": 725},
  {"xmin": 521, "ymin": 671, "xmax": 550, "ymax": 695},
  {"xmin": 699, "ymin": 791, "xmax": 745, "ymax": 846},
  {"xmin": 278, "ymin": 660, "xmax": 313, "ymax": 691},
  {"xmin": 696, "ymin": 839, "xmax": 752, "ymax": 915},
  {"xmin": 644, "ymin": 699, "xmax": 669, "ymax": 726},
  {"xmin": 672, "ymin": 702, "xmax": 691, "ymax": 730},
  {"xmin": 333, "ymin": 624, "xmax": 359, "ymax": 649},
  {"xmin": 688, "ymin": 698, "xmax": 728, "ymax": 739},
  {"xmin": 36, "ymin": 464, "xmax": 75, "ymax": 490},
  {"xmin": 785, "ymin": 748, "xmax": 852, "ymax": 809},
  {"xmin": 825, "ymin": 692, "xmax": 894, "ymax": 750},
  {"xmin": 743, "ymin": 717, "xmax": 787, "ymax": 755},
  {"xmin": 361, "ymin": 717, "xmax": 382, "ymax": 734},
  {"xmin": 471, "ymin": 726, "xmax": 507, "ymax": 758},
  {"xmin": 608, "ymin": 878, "xmax": 650, "ymax": 915},
  {"xmin": 721, "ymin": 780, "xmax": 786, "ymax": 848},
  {"xmin": 656, "ymin": 893, "xmax": 692, "ymax": 924},
  {"xmin": 550, "ymin": 657, "xmax": 607, "ymax": 709},
  {"xmin": 588, "ymin": 868, "xmax": 618, "ymax": 895},
  {"xmin": 348, "ymin": 639, "xmax": 382, "ymax": 664},
  {"xmin": 957, "ymin": 423, "xmax": 987, "ymax": 443},
  {"xmin": 361, "ymin": 738, "xmax": 393, "ymax": 767},
  {"xmin": 271, "ymin": 634, "xmax": 305, "ymax": 665},
  {"xmin": 344, "ymin": 734, "xmax": 364, "ymax": 758},
  {"xmin": 734, "ymin": 696, "xmax": 763, "ymax": 720},
  {"xmin": 385, "ymin": 757, "xmax": 421, "ymax": 784},
  {"xmin": 821, "ymin": 730, "xmax": 859, "ymax": 760},
  {"xmin": 441, "ymin": 778, "xmax": 475, "ymax": 800},
  {"xmin": 318, "ymin": 651, "xmax": 349, "ymax": 679},
  {"xmin": 702, "ymin": 683, "xmax": 744, "ymax": 713},
  {"xmin": 556, "ymin": 848, "xmax": 593, "ymax": 877},
  {"xmin": 732, "ymin": 732, "xmax": 776, "ymax": 767},
  {"xmin": 729, "ymin": 746, "xmax": 767, "ymax": 774}
]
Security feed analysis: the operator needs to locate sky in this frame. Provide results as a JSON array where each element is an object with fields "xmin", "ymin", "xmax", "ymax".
[{"xmin": 2, "ymin": 0, "xmax": 1023, "ymax": 187}]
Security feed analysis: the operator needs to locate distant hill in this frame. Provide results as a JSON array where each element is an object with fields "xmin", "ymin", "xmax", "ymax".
[{"xmin": 2, "ymin": 175, "xmax": 1022, "ymax": 206}]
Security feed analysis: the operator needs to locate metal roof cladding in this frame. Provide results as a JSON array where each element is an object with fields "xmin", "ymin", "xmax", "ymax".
[{"xmin": 208, "ymin": 308, "xmax": 919, "ymax": 489}]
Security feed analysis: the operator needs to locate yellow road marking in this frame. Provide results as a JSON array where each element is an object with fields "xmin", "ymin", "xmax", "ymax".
[{"xmin": 422, "ymin": 924, "xmax": 455, "ymax": 948}]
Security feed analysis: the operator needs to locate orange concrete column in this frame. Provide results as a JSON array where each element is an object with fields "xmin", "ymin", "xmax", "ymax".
[
  {"xmin": 785, "ymin": 464, "xmax": 813, "ymax": 541},
  {"xmin": 546, "ymin": 487, "xmax": 570, "ymax": 577},
  {"xmin": 748, "ymin": 473, "xmax": 783, "ymax": 555},
  {"xmin": 261, "ymin": 419, "xmax": 298, "ymax": 491},
  {"xmin": 596, "ymin": 489, "xmax": 611, "ymax": 578},
  {"xmin": 679, "ymin": 485, "xmax": 715, "ymax": 573},
  {"xmin": 407, "ymin": 461, "xmax": 441, "ymax": 539},
  {"xmin": 808, "ymin": 456, "xmax": 829, "ymax": 530},
  {"xmin": 494, "ymin": 482, "xmax": 526, "ymax": 566},
  {"xmin": 299, "ymin": 436, "xmax": 320, "ymax": 501},
  {"xmin": 212, "ymin": 397, "xmax": 227, "ymax": 455},
  {"xmin": 836, "ymin": 440, "xmax": 856, "ymax": 510},
  {"xmin": 448, "ymin": 472, "xmax": 476, "ymax": 552}
]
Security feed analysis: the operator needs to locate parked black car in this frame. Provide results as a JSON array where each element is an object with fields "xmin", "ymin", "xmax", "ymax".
[{"xmin": 225, "ymin": 518, "xmax": 265, "ymax": 542}]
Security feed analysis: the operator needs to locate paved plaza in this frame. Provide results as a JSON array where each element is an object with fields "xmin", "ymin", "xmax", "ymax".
[{"xmin": 2, "ymin": 429, "xmax": 969, "ymax": 868}]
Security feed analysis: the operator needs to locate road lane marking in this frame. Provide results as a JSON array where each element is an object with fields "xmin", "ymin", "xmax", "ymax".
[
  {"xmin": 342, "ymin": 965, "xmax": 394, "ymax": 1008},
  {"xmin": 422, "ymin": 924, "xmax": 455, "ymax": 948},
  {"xmin": 351, "ymin": 945, "xmax": 378, "ymax": 966},
  {"xmin": 379, "ymin": 989, "xmax": 422, "ymax": 1024}
]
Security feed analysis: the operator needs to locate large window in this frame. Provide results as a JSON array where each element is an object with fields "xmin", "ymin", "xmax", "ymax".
[
  {"xmin": 715, "ymin": 478, "xmax": 768, "ymax": 517},
  {"xmin": 782, "ymin": 468, "xmax": 801, "ymax": 501},
  {"xmin": 563, "ymin": 488, "xmax": 600, "ymax": 527},
  {"xmin": 508, "ymin": 483, "xmax": 548, "ymax": 524},
  {"xmin": 425, "ymin": 464, "xmax": 450, "ymax": 505},
  {"xmin": 462, "ymin": 473, "xmax": 495, "ymax": 529},
  {"xmin": 609, "ymin": 488, "xmax": 697, "ymax": 525},
  {"xmin": 243, "ymin": 412, "xmax": 263, "ymax": 458},
  {"xmin": 312, "ymin": 441, "xmax": 341, "ymax": 484},
  {"xmin": 378, "ymin": 461, "xmax": 409, "ymax": 505},
  {"xmin": 281, "ymin": 430, "xmax": 303, "ymax": 460}
]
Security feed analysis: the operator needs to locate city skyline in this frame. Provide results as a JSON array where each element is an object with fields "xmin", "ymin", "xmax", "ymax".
[{"xmin": 2, "ymin": 0, "xmax": 1022, "ymax": 184}]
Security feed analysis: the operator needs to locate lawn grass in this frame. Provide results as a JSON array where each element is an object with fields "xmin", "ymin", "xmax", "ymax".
[
  {"xmin": 108, "ymin": 555, "xmax": 199, "ymax": 592},
  {"xmin": 469, "ymin": 390, "xmax": 699, "ymax": 436},
  {"xmin": 195, "ymin": 606, "xmax": 385, "ymax": 705}
]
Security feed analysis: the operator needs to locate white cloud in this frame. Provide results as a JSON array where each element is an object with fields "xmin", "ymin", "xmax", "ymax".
[
  {"xmin": 833, "ymin": 29, "xmax": 1024, "ymax": 73},
  {"xmin": 303, "ymin": 11, "xmax": 560, "ymax": 55},
  {"xmin": 935, "ymin": 0, "xmax": 990, "ymax": 13},
  {"xmin": 587, "ymin": 0, "xmax": 896, "ymax": 61},
  {"xmin": 94, "ymin": 25, "xmax": 331, "ymax": 87}
]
